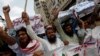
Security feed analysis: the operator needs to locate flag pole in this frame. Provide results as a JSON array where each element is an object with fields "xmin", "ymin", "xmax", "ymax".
[{"xmin": 24, "ymin": 0, "xmax": 28, "ymax": 12}]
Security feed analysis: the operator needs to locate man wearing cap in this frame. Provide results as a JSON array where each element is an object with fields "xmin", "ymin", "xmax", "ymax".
[{"xmin": 23, "ymin": 11, "xmax": 65, "ymax": 51}]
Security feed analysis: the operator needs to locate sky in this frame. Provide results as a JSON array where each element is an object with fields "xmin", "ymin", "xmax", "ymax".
[{"xmin": 0, "ymin": 0, "xmax": 35, "ymax": 21}]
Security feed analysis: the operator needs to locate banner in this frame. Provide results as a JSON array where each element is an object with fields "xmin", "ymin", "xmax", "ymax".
[
  {"xmin": 13, "ymin": 14, "xmax": 45, "ymax": 34},
  {"xmin": 44, "ymin": 36, "xmax": 99, "ymax": 56},
  {"xmin": 58, "ymin": 1, "xmax": 95, "ymax": 23}
]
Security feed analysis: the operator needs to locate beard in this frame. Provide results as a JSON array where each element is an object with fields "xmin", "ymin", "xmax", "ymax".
[
  {"xmin": 47, "ymin": 35, "xmax": 57, "ymax": 44},
  {"xmin": 65, "ymin": 31, "xmax": 74, "ymax": 37}
]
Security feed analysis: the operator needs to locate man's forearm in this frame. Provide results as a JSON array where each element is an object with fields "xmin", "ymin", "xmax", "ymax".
[
  {"xmin": 4, "ymin": 13, "xmax": 13, "ymax": 29},
  {"xmin": 0, "ymin": 31, "xmax": 16, "ymax": 45},
  {"xmin": 26, "ymin": 24, "xmax": 38, "ymax": 40},
  {"xmin": 26, "ymin": 24, "xmax": 48, "ymax": 45}
]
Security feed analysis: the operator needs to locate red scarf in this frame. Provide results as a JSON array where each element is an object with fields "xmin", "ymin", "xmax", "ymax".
[{"xmin": 20, "ymin": 40, "xmax": 40, "ymax": 54}]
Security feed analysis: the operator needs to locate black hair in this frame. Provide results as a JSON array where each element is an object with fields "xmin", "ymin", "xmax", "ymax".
[
  {"xmin": 63, "ymin": 23, "xmax": 74, "ymax": 37},
  {"xmin": 16, "ymin": 27, "xmax": 32, "ymax": 41},
  {"xmin": 63, "ymin": 23, "xmax": 72, "ymax": 30},
  {"xmin": 16, "ymin": 27, "xmax": 27, "ymax": 37}
]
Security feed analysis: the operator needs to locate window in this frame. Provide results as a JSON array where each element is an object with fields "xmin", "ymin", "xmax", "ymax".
[
  {"xmin": 37, "ymin": 5, "xmax": 41, "ymax": 8},
  {"xmin": 36, "ymin": 2, "xmax": 40, "ymax": 6},
  {"xmin": 46, "ymin": 13, "xmax": 50, "ymax": 18},
  {"xmin": 43, "ymin": 7, "xmax": 48, "ymax": 11},
  {"xmin": 51, "ymin": 0, "xmax": 55, "ymax": 6},
  {"xmin": 58, "ymin": 0, "xmax": 62, "ymax": 4}
]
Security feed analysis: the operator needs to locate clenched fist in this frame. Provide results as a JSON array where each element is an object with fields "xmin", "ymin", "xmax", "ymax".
[
  {"xmin": 3, "ymin": 6, "xmax": 10, "ymax": 14},
  {"xmin": 22, "ymin": 12, "xmax": 30, "ymax": 25}
]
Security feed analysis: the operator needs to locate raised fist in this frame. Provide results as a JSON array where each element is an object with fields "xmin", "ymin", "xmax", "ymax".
[
  {"xmin": 22, "ymin": 12, "xmax": 29, "ymax": 23},
  {"xmin": 51, "ymin": 8, "xmax": 59, "ymax": 18},
  {"xmin": 3, "ymin": 5, "xmax": 10, "ymax": 14}
]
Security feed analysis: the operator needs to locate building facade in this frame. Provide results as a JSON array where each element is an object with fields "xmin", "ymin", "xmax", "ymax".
[
  {"xmin": 34, "ymin": 0, "xmax": 91, "ymax": 24},
  {"xmin": 34, "ymin": 0, "xmax": 50, "ymax": 25}
]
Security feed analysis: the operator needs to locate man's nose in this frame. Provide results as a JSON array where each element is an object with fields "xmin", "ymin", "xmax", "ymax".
[{"xmin": 20, "ymin": 35, "xmax": 24, "ymax": 39}]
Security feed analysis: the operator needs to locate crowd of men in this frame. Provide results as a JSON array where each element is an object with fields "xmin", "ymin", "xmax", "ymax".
[{"xmin": 0, "ymin": 3, "xmax": 100, "ymax": 56}]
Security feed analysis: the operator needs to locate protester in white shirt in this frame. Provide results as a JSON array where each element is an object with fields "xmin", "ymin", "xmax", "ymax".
[
  {"xmin": 23, "ymin": 15, "xmax": 64, "ymax": 51},
  {"xmin": 62, "ymin": 23, "xmax": 79, "ymax": 44},
  {"xmin": 76, "ymin": 16, "xmax": 93, "ymax": 44},
  {"xmin": 2, "ymin": 6, "xmax": 45, "ymax": 56}
]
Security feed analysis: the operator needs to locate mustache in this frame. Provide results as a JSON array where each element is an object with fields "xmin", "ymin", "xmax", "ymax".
[{"xmin": 47, "ymin": 35, "xmax": 57, "ymax": 43}]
